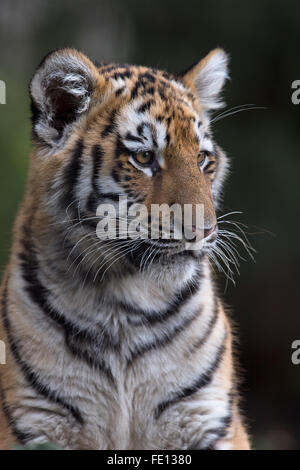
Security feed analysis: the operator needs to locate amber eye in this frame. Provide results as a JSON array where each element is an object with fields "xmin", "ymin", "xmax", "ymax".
[
  {"xmin": 197, "ymin": 150, "xmax": 209, "ymax": 168},
  {"xmin": 134, "ymin": 151, "xmax": 154, "ymax": 166}
]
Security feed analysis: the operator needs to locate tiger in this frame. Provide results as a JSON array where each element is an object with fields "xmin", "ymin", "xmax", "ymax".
[{"xmin": 0, "ymin": 47, "xmax": 250, "ymax": 450}]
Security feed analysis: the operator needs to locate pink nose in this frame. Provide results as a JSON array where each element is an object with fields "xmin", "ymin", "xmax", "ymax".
[
  {"xmin": 204, "ymin": 225, "xmax": 217, "ymax": 239},
  {"xmin": 192, "ymin": 224, "xmax": 217, "ymax": 239}
]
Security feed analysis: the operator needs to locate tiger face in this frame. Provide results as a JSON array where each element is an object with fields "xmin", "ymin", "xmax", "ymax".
[{"xmin": 29, "ymin": 48, "xmax": 229, "ymax": 269}]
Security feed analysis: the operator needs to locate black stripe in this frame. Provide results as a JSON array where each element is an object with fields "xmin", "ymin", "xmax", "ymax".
[
  {"xmin": 146, "ymin": 86, "xmax": 155, "ymax": 96},
  {"xmin": 125, "ymin": 132, "xmax": 144, "ymax": 144},
  {"xmin": 19, "ymin": 225, "xmax": 115, "ymax": 383},
  {"xmin": 100, "ymin": 193, "xmax": 121, "ymax": 204},
  {"xmin": 131, "ymin": 80, "xmax": 145, "ymax": 100},
  {"xmin": 0, "ymin": 376, "xmax": 36, "ymax": 445},
  {"xmin": 207, "ymin": 414, "xmax": 233, "ymax": 444},
  {"xmin": 113, "ymin": 70, "xmax": 132, "ymax": 80},
  {"xmin": 162, "ymin": 71, "xmax": 172, "ymax": 80},
  {"xmin": 204, "ymin": 161, "xmax": 215, "ymax": 172},
  {"xmin": 115, "ymin": 134, "xmax": 130, "ymax": 158},
  {"xmin": 121, "ymin": 269, "xmax": 202, "ymax": 326},
  {"xmin": 189, "ymin": 416, "xmax": 233, "ymax": 450},
  {"xmin": 98, "ymin": 192, "xmax": 120, "ymax": 202},
  {"xmin": 137, "ymin": 122, "xmax": 147, "ymax": 137},
  {"xmin": 195, "ymin": 393, "xmax": 234, "ymax": 449},
  {"xmin": 111, "ymin": 168, "xmax": 121, "ymax": 183},
  {"xmin": 165, "ymin": 133, "xmax": 170, "ymax": 147},
  {"xmin": 100, "ymin": 64, "xmax": 122, "ymax": 74},
  {"xmin": 152, "ymin": 134, "xmax": 158, "ymax": 148},
  {"xmin": 127, "ymin": 307, "xmax": 201, "ymax": 366},
  {"xmin": 86, "ymin": 144, "xmax": 104, "ymax": 212},
  {"xmin": 1, "ymin": 281, "xmax": 84, "ymax": 425},
  {"xmin": 115, "ymin": 87, "xmax": 125, "ymax": 97},
  {"xmin": 188, "ymin": 300, "xmax": 219, "ymax": 353},
  {"xmin": 91, "ymin": 144, "xmax": 104, "ymax": 183},
  {"xmin": 157, "ymin": 87, "xmax": 167, "ymax": 101},
  {"xmin": 61, "ymin": 139, "xmax": 84, "ymax": 210},
  {"xmin": 101, "ymin": 110, "xmax": 117, "ymax": 138},
  {"xmin": 138, "ymin": 72, "xmax": 156, "ymax": 83},
  {"xmin": 101, "ymin": 123, "xmax": 114, "ymax": 138},
  {"xmin": 137, "ymin": 100, "xmax": 155, "ymax": 113},
  {"xmin": 154, "ymin": 339, "xmax": 226, "ymax": 419}
]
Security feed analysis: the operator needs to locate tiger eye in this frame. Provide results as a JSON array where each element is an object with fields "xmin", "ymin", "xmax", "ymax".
[
  {"xmin": 197, "ymin": 150, "xmax": 209, "ymax": 167},
  {"xmin": 134, "ymin": 151, "xmax": 154, "ymax": 165}
]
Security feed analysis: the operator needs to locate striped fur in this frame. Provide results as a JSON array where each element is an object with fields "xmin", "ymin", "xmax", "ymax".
[{"xmin": 0, "ymin": 48, "xmax": 249, "ymax": 450}]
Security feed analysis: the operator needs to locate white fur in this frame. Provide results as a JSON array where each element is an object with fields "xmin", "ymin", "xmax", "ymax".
[
  {"xmin": 128, "ymin": 156, "xmax": 153, "ymax": 177},
  {"xmin": 8, "ymin": 253, "xmax": 232, "ymax": 449},
  {"xmin": 194, "ymin": 50, "xmax": 229, "ymax": 110}
]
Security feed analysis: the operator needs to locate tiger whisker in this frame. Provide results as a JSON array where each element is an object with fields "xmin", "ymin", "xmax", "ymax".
[
  {"xmin": 211, "ymin": 103, "xmax": 257, "ymax": 121},
  {"xmin": 82, "ymin": 239, "xmax": 137, "ymax": 286},
  {"xmin": 211, "ymin": 104, "xmax": 267, "ymax": 124},
  {"xmin": 96, "ymin": 239, "xmax": 146, "ymax": 283}
]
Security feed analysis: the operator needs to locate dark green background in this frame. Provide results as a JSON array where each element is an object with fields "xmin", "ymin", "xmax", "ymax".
[{"xmin": 0, "ymin": 0, "xmax": 299, "ymax": 449}]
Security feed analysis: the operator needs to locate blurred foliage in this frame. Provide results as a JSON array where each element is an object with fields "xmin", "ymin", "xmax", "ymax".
[{"xmin": 0, "ymin": 0, "xmax": 299, "ymax": 450}]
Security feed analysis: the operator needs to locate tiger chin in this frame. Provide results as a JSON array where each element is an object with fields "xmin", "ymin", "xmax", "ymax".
[{"xmin": 0, "ymin": 48, "xmax": 250, "ymax": 450}]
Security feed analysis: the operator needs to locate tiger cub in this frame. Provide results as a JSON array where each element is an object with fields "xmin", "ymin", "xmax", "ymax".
[{"xmin": 0, "ymin": 48, "xmax": 250, "ymax": 450}]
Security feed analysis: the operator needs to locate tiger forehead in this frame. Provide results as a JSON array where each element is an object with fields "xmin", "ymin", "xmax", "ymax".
[
  {"xmin": 97, "ymin": 63, "xmax": 197, "ymax": 109},
  {"xmin": 94, "ymin": 63, "xmax": 209, "ymax": 152},
  {"xmin": 118, "ymin": 103, "xmax": 205, "ymax": 160},
  {"xmin": 98, "ymin": 63, "xmax": 186, "ymax": 89}
]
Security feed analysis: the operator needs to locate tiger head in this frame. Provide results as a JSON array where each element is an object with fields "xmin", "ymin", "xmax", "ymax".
[{"xmin": 29, "ymin": 48, "xmax": 229, "ymax": 275}]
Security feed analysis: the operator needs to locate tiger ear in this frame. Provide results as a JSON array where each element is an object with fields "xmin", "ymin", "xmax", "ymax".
[
  {"xmin": 30, "ymin": 48, "xmax": 101, "ymax": 147},
  {"xmin": 179, "ymin": 49, "xmax": 229, "ymax": 110}
]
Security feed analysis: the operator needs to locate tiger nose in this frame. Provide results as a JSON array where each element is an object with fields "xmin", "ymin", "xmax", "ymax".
[{"xmin": 192, "ymin": 224, "xmax": 217, "ymax": 240}]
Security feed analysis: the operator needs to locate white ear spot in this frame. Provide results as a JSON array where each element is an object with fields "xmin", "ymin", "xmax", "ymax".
[{"xmin": 194, "ymin": 50, "xmax": 229, "ymax": 110}]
